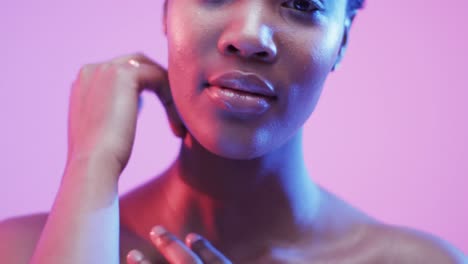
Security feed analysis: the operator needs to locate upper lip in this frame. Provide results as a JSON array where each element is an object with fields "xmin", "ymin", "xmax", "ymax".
[{"xmin": 208, "ymin": 71, "xmax": 276, "ymax": 98}]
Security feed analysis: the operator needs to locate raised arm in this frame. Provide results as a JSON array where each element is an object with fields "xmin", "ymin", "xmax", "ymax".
[{"xmin": 29, "ymin": 53, "xmax": 184, "ymax": 264}]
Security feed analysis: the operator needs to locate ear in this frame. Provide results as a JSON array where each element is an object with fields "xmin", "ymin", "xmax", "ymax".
[{"xmin": 332, "ymin": 12, "xmax": 356, "ymax": 72}]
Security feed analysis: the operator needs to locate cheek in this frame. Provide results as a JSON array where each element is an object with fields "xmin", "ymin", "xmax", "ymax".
[
  {"xmin": 295, "ymin": 23, "xmax": 343, "ymax": 82},
  {"xmin": 278, "ymin": 24, "xmax": 344, "ymax": 126},
  {"xmin": 166, "ymin": 11, "xmax": 207, "ymax": 115},
  {"xmin": 166, "ymin": 6, "xmax": 220, "ymax": 95},
  {"xmin": 167, "ymin": 4, "xmax": 219, "ymax": 63}
]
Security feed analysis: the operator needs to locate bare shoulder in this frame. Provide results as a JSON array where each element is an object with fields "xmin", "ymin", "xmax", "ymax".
[
  {"xmin": 0, "ymin": 213, "xmax": 49, "ymax": 263},
  {"xmin": 317, "ymin": 189, "xmax": 466, "ymax": 263},
  {"xmin": 367, "ymin": 223, "xmax": 467, "ymax": 263}
]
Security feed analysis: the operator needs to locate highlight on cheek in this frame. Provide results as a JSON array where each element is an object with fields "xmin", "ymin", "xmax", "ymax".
[{"xmin": 319, "ymin": 21, "xmax": 346, "ymax": 67}]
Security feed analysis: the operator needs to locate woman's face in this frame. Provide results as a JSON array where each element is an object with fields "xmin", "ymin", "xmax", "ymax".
[{"xmin": 166, "ymin": 0, "xmax": 350, "ymax": 159}]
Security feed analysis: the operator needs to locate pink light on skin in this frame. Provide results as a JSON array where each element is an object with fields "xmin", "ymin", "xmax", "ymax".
[{"xmin": 0, "ymin": 0, "xmax": 467, "ymax": 254}]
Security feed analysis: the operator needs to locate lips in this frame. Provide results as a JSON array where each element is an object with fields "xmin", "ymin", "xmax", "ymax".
[
  {"xmin": 205, "ymin": 71, "xmax": 276, "ymax": 115},
  {"xmin": 207, "ymin": 71, "xmax": 276, "ymax": 98}
]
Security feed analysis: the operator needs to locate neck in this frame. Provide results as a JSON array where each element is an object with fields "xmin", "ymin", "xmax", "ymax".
[{"xmin": 159, "ymin": 129, "xmax": 323, "ymax": 251}]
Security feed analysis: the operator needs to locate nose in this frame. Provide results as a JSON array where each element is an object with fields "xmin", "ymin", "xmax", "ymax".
[{"xmin": 217, "ymin": 6, "xmax": 277, "ymax": 63}]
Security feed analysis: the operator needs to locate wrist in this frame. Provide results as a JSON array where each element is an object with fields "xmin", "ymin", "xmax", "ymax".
[
  {"xmin": 66, "ymin": 150, "xmax": 125, "ymax": 179},
  {"xmin": 62, "ymin": 154, "xmax": 122, "ymax": 204}
]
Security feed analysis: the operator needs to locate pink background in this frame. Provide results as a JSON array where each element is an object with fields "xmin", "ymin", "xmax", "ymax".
[{"xmin": 1, "ymin": 0, "xmax": 467, "ymax": 252}]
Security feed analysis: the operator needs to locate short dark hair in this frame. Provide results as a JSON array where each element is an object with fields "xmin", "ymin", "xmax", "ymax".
[{"xmin": 348, "ymin": 0, "xmax": 366, "ymax": 13}]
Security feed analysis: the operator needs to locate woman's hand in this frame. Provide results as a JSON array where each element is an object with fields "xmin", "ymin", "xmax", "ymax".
[
  {"xmin": 67, "ymin": 53, "xmax": 185, "ymax": 176},
  {"xmin": 29, "ymin": 54, "xmax": 186, "ymax": 264},
  {"xmin": 126, "ymin": 226, "xmax": 232, "ymax": 264}
]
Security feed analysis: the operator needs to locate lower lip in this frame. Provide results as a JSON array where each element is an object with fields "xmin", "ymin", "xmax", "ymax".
[{"xmin": 205, "ymin": 85, "xmax": 273, "ymax": 115}]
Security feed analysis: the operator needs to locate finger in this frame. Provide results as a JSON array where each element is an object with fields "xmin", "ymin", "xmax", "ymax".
[
  {"xmin": 126, "ymin": 249, "xmax": 153, "ymax": 264},
  {"xmin": 150, "ymin": 226, "xmax": 202, "ymax": 264},
  {"xmin": 111, "ymin": 52, "xmax": 158, "ymax": 66},
  {"xmin": 111, "ymin": 53, "xmax": 169, "ymax": 94},
  {"xmin": 116, "ymin": 53, "xmax": 187, "ymax": 138},
  {"xmin": 134, "ymin": 62, "xmax": 186, "ymax": 138},
  {"xmin": 186, "ymin": 234, "xmax": 232, "ymax": 264},
  {"xmin": 127, "ymin": 249, "xmax": 144, "ymax": 264},
  {"xmin": 106, "ymin": 53, "xmax": 169, "ymax": 106}
]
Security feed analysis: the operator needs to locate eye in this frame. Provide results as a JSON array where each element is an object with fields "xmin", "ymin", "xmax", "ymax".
[{"xmin": 282, "ymin": 0, "xmax": 322, "ymax": 13}]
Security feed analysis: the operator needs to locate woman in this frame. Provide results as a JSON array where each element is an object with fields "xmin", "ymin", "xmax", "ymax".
[{"xmin": 1, "ymin": 0, "xmax": 466, "ymax": 263}]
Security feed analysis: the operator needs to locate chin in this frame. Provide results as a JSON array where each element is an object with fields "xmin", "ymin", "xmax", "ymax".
[{"xmin": 188, "ymin": 126, "xmax": 275, "ymax": 160}]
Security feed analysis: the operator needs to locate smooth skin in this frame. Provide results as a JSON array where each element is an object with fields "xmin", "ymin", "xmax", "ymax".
[{"xmin": 0, "ymin": 0, "xmax": 467, "ymax": 263}]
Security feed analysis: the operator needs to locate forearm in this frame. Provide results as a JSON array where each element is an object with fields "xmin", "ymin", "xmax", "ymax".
[{"xmin": 30, "ymin": 157, "xmax": 121, "ymax": 264}]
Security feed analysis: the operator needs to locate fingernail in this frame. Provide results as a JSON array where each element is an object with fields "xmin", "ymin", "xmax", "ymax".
[
  {"xmin": 128, "ymin": 59, "xmax": 140, "ymax": 68},
  {"xmin": 127, "ymin": 249, "xmax": 144, "ymax": 261},
  {"xmin": 150, "ymin": 225, "xmax": 167, "ymax": 238},
  {"xmin": 185, "ymin": 233, "xmax": 202, "ymax": 245},
  {"xmin": 150, "ymin": 226, "xmax": 174, "ymax": 247}
]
